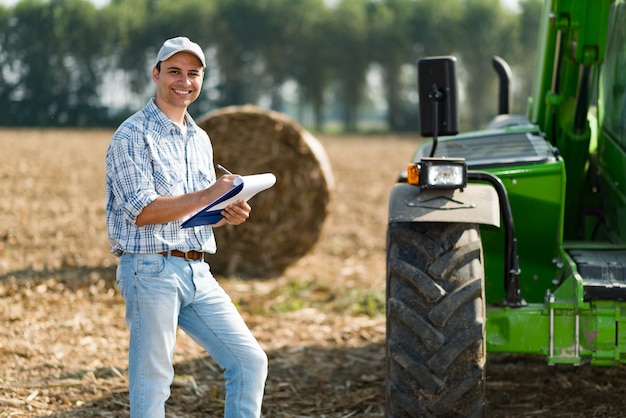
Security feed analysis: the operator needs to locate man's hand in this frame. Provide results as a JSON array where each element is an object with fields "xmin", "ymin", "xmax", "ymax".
[
  {"xmin": 215, "ymin": 199, "xmax": 251, "ymax": 227},
  {"xmin": 135, "ymin": 175, "xmax": 241, "ymax": 226}
]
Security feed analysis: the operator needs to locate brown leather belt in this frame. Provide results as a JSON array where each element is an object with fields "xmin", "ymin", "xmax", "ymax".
[{"xmin": 160, "ymin": 250, "xmax": 204, "ymax": 261}]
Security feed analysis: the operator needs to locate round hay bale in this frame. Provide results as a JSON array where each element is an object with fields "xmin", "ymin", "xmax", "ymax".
[{"xmin": 197, "ymin": 105, "xmax": 335, "ymax": 277}]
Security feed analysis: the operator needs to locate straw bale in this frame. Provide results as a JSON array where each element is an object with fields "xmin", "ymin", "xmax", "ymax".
[{"xmin": 197, "ymin": 105, "xmax": 335, "ymax": 277}]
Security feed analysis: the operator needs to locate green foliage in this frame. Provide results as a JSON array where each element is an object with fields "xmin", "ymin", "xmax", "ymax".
[
  {"xmin": 368, "ymin": 0, "xmax": 419, "ymax": 131},
  {"xmin": 234, "ymin": 276, "xmax": 385, "ymax": 318},
  {"xmin": 342, "ymin": 288, "xmax": 386, "ymax": 316},
  {"xmin": 515, "ymin": 0, "xmax": 544, "ymax": 108},
  {"xmin": 1, "ymin": 0, "xmax": 109, "ymax": 126},
  {"xmin": 0, "ymin": 0, "xmax": 540, "ymax": 129},
  {"xmin": 456, "ymin": 0, "xmax": 519, "ymax": 127}
]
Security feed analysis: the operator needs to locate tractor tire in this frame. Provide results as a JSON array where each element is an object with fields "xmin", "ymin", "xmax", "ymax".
[{"xmin": 385, "ymin": 221, "xmax": 486, "ymax": 418}]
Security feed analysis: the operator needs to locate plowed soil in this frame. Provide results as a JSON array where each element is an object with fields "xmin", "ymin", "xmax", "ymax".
[{"xmin": 1, "ymin": 129, "xmax": 625, "ymax": 417}]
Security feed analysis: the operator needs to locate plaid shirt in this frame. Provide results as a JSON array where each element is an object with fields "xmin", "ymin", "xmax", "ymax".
[{"xmin": 105, "ymin": 99, "xmax": 217, "ymax": 256}]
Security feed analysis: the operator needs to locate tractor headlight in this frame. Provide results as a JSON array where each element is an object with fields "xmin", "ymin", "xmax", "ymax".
[{"xmin": 407, "ymin": 158, "xmax": 467, "ymax": 189}]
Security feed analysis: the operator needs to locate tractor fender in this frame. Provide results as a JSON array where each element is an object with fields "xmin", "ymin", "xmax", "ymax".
[{"xmin": 388, "ymin": 182, "xmax": 500, "ymax": 227}]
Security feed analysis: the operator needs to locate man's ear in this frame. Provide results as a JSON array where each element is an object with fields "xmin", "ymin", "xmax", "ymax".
[{"xmin": 152, "ymin": 66, "xmax": 159, "ymax": 82}]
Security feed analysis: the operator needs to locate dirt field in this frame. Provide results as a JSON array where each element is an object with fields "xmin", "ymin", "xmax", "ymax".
[{"xmin": 1, "ymin": 129, "xmax": 626, "ymax": 417}]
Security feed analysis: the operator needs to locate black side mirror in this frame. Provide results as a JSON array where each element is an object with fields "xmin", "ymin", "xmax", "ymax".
[{"xmin": 417, "ymin": 56, "xmax": 459, "ymax": 139}]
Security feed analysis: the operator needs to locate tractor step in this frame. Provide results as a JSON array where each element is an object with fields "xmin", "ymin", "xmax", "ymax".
[{"xmin": 569, "ymin": 250, "xmax": 626, "ymax": 301}]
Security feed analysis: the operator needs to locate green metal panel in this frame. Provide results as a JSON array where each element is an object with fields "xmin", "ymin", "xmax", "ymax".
[
  {"xmin": 481, "ymin": 160, "xmax": 566, "ymax": 304},
  {"xmin": 487, "ymin": 297, "xmax": 626, "ymax": 365},
  {"xmin": 486, "ymin": 304, "xmax": 550, "ymax": 354}
]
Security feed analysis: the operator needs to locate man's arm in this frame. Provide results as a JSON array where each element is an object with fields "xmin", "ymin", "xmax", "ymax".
[{"xmin": 136, "ymin": 175, "xmax": 248, "ymax": 226}]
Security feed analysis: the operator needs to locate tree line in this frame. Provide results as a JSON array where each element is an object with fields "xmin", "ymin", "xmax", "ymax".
[{"xmin": 0, "ymin": 0, "xmax": 542, "ymax": 131}]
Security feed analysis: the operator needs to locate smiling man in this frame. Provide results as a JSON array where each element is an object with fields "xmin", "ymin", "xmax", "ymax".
[{"xmin": 105, "ymin": 37, "xmax": 268, "ymax": 418}]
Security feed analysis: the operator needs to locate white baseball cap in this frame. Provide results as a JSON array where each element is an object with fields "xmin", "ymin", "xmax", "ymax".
[{"xmin": 155, "ymin": 36, "xmax": 206, "ymax": 68}]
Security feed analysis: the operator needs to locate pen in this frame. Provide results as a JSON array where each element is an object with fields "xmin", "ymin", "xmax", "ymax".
[{"xmin": 217, "ymin": 164, "xmax": 233, "ymax": 175}]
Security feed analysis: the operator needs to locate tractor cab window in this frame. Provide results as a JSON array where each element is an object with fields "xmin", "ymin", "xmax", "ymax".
[{"xmin": 600, "ymin": 0, "xmax": 626, "ymax": 145}]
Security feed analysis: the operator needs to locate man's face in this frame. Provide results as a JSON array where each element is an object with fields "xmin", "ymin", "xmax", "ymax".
[{"xmin": 152, "ymin": 52, "xmax": 204, "ymax": 110}]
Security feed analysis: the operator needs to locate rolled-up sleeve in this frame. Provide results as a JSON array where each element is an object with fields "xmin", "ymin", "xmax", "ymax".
[{"xmin": 107, "ymin": 129, "xmax": 158, "ymax": 225}]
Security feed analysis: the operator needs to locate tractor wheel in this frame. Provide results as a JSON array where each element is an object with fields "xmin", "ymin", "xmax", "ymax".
[{"xmin": 385, "ymin": 221, "xmax": 486, "ymax": 418}]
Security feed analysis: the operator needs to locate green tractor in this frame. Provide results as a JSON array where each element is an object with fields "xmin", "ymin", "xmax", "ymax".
[{"xmin": 385, "ymin": 0, "xmax": 626, "ymax": 415}]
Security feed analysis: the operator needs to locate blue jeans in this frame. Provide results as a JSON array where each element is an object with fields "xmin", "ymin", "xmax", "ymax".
[{"xmin": 116, "ymin": 253, "xmax": 267, "ymax": 418}]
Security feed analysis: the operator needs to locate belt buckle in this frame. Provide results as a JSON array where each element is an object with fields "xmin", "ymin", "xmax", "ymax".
[{"xmin": 184, "ymin": 251, "xmax": 202, "ymax": 261}]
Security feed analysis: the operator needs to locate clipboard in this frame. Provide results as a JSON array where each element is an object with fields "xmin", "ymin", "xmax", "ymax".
[{"xmin": 181, "ymin": 173, "xmax": 276, "ymax": 228}]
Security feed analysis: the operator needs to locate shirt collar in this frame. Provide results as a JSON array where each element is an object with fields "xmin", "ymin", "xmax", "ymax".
[{"xmin": 146, "ymin": 98, "xmax": 197, "ymax": 134}]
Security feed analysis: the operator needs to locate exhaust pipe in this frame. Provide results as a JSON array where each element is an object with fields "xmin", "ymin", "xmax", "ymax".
[{"xmin": 492, "ymin": 56, "xmax": 512, "ymax": 115}]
